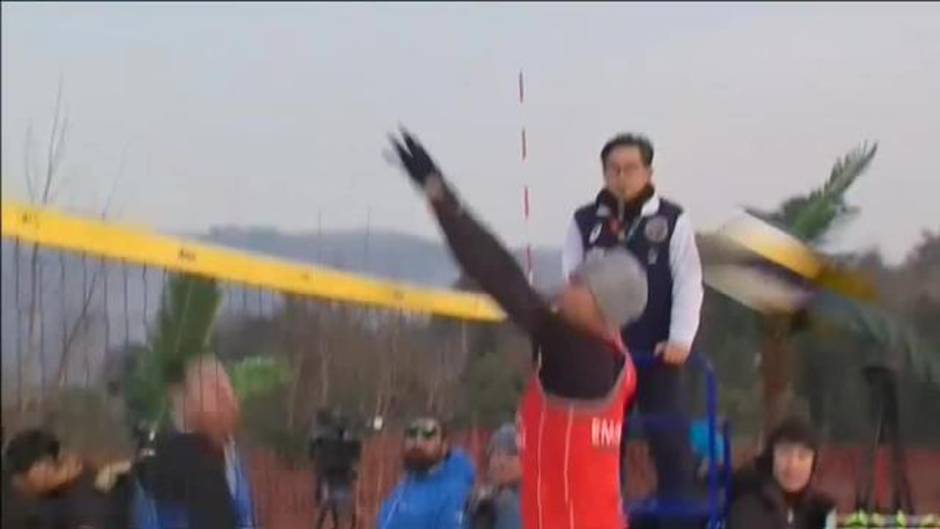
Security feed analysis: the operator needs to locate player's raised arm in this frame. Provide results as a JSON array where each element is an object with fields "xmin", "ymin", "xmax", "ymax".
[{"xmin": 388, "ymin": 130, "xmax": 550, "ymax": 336}]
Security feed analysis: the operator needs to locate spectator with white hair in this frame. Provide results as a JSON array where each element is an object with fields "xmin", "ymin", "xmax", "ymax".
[{"xmin": 133, "ymin": 355, "xmax": 257, "ymax": 529}]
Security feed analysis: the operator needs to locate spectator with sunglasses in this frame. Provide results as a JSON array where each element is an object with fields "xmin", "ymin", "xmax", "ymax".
[{"xmin": 377, "ymin": 417, "xmax": 476, "ymax": 529}]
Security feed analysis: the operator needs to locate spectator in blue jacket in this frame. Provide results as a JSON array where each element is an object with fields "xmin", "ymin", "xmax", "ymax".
[{"xmin": 378, "ymin": 417, "xmax": 475, "ymax": 529}]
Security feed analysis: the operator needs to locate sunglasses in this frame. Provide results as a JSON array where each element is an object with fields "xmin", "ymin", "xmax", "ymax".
[{"xmin": 404, "ymin": 424, "xmax": 440, "ymax": 441}]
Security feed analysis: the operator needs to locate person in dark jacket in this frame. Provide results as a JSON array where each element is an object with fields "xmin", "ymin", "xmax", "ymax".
[
  {"xmin": 727, "ymin": 417, "xmax": 836, "ymax": 529},
  {"xmin": 562, "ymin": 133, "xmax": 703, "ymax": 503},
  {"xmin": 3, "ymin": 428, "xmax": 126, "ymax": 529},
  {"xmin": 310, "ymin": 410, "xmax": 362, "ymax": 529}
]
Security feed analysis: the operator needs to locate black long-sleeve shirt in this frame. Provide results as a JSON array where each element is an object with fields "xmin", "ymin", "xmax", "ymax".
[
  {"xmin": 2, "ymin": 471, "xmax": 123, "ymax": 529},
  {"xmin": 144, "ymin": 433, "xmax": 238, "ymax": 529},
  {"xmin": 429, "ymin": 181, "xmax": 623, "ymax": 400}
]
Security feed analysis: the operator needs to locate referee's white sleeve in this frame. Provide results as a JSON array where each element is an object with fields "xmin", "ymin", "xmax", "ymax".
[
  {"xmin": 561, "ymin": 217, "xmax": 584, "ymax": 281},
  {"xmin": 668, "ymin": 213, "xmax": 704, "ymax": 349}
]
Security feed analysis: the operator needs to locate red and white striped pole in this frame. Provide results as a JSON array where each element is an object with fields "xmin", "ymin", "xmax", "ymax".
[{"xmin": 519, "ymin": 70, "xmax": 534, "ymax": 284}]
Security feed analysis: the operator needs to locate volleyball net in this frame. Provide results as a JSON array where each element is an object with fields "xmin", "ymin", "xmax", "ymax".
[{"xmin": 1, "ymin": 199, "xmax": 516, "ymax": 527}]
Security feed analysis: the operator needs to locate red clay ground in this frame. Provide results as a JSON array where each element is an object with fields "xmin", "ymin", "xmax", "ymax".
[{"xmin": 246, "ymin": 432, "xmax": 940, "ymax": 529}]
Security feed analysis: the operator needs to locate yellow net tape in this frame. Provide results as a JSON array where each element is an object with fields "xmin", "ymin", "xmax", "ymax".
[{"xmin": 1, "ymin": 200, "xmax": 505, "ymax": 322}]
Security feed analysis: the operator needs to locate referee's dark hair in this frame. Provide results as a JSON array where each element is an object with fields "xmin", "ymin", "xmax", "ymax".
[{"xmin": 600, "ymin": 133, "xmax": 654, "ymax": 167}]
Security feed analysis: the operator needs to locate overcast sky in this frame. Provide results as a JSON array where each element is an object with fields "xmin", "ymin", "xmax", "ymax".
[{"xmin": 2, "ymin": 2, "xmax": 938, "ymax": 263}]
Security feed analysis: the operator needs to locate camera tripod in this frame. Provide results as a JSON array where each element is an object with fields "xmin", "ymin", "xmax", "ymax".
[
  {"xmin": 855, "ymin": 367, "xmax": 914, "ymax": 514},
  {"xmin": 314, "ymin": 479, "xmax": 358, "ymax": 529}
]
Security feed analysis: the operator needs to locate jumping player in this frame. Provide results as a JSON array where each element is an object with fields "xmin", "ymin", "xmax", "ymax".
[{"xmin": 389, "ymin": 130, "xmax": 649, "ymax": 529}]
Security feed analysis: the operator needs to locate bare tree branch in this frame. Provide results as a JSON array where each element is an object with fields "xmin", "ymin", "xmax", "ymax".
[
  {"xmin": 24, "ymin": 124, "xmax": 36, "ymax": 202},
  {"xmin": 45, "ymin": 111, "xmax": 71, "ymax": 205},
  {"xmin": 17, "ymin": 77, "xmax": 107, "ymax": 402},
  {"xmin": 101, "ymin": 142, "xmax": 130, "ymax": 220},
  {"xmin": 41, "ymin": 76, "xmax": 65, "ymax": 204},
  {"xmin": 54, "ymin": 268, "xmax": 102, "ymax": 388}
]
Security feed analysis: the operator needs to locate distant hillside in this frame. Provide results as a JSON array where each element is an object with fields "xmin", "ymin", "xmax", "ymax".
[{"xmin": 196, "ymin": 226, "xmax": 564, "ymax": 290}]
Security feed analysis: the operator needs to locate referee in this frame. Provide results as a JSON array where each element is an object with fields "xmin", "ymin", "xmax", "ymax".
[{"xmin": 563, "ymin": 133, "xmax": 704, "ymax": 502}]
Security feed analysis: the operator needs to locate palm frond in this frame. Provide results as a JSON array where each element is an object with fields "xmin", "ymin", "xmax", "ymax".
[
  {"xmin": 230, "ymin": 356, "xmax": 290, "ymax": 402},
  {"xmin": 764, "ymin": 142, "xmax": 878, "ymax": 244},
  {"xmin": 806, "ymin": 292, "xmax": 940, "ymax": 386},
  {"xmin": 149, "ymin": 274, "xmax": 222, "ymax": 384},
  {"xmin": 124, "ymin": 273, "xmax": 222, "ymax": 426},
  {"xmin": 742, "ymin": 207, "xmax": 791, "ymax": 233},
  {"xmin": 123, "ymin": 348, "xmax": 169, "ymax": 426}
]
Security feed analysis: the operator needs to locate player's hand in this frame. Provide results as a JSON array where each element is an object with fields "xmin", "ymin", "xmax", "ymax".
[
  {"xmin": 388, "ymin": 128, "xmax": 442, "ymax": 188},
  {"xmin": 95, "ymin": 460, "xmax": 132, "ymax": 491},
  {"xmin": 655, "ymin": 341, "xmax": 691, "ymax": 366}
]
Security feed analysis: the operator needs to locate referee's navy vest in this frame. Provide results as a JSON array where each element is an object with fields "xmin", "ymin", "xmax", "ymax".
[{"xmin": 573, "ymin": 192, "xmax": 682, "ymax": 353}]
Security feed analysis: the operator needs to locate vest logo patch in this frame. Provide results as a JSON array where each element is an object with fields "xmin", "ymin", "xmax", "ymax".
[
  {"xmin": 588, "ymin": 223, "xmax": 603, "ymax": 244},
  {"xmin": 644, "ymin": 215, "xmax": 669, "ymax": 243},
  {"xmin": 590, "ymin": 418, "xmax": 622, "ymax": 448}
]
